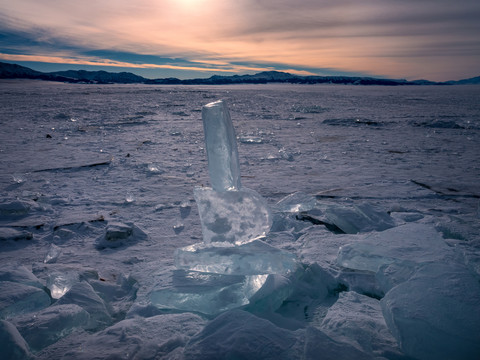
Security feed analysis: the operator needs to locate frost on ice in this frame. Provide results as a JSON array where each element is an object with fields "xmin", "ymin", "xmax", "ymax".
[{"xmin": 150, "ymin": 100, "xmax": 297, "ymax": 315}]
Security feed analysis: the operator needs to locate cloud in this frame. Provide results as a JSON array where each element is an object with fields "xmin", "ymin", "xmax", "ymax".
[{"xmin": 0, "ymin": 0, "xmax": 479, "ymax": 80}]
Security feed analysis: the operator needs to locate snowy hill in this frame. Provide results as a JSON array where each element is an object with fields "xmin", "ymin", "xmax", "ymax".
[
  {"xmin": 49, "ymin": 70, "xmax": 147, "ymax": 84},
  {"xmin": 1, "ymin": 61, "xmax": 479, "ymax": 85},
  {"xmin": 0, "ymin": 62, "xmax": 42, "ymax": 78},
  {"xmin": 446, "ymin": 76, "xmax": 480, "ymax": 85},
  {"xmin": 0, "ymin": 62, "xmax": 146, "ymax": 84}
]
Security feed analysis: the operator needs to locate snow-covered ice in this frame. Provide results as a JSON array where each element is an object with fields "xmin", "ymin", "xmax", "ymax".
[{"xmin": 0, "ymin": 80, "xmax": 479, "ymax": 359}]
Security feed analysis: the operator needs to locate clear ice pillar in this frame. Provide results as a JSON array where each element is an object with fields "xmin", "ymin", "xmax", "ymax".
[
  {"xmin": 194, "ymin": 100, "xmax": 271, "ymax": 245},
  {"xmin": 202, "ymin": 100, "xmax": 241, "ymax": 192}
]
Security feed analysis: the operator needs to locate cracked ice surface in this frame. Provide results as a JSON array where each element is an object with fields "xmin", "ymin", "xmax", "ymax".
[{"xmin": 1, "ymin": 82, "xmax": 479, "ymax": 359}]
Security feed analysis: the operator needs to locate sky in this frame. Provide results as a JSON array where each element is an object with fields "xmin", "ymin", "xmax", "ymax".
[{"xmin": 0, "ymin": 0, "xmax": 479, "ymax": 81}]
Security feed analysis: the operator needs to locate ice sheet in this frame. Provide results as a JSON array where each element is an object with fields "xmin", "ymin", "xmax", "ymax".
[{"xmin": 0, "ymin": 82, "xmax": 479, "ymax": 359}]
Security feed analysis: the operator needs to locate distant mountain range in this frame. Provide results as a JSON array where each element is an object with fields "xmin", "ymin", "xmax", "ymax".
[{"xmin": 1, "ymin": 61, "xmax": 479, "ymax": 86}]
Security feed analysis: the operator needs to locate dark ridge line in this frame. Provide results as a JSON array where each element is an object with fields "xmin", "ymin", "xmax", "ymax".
[
  {"xmin": 32, "ymin": 160, "xmax": 111, "ymax": 173},
  {"xmin": 2, "ymin": 61, "xmax": 479, "ymax": 86}
]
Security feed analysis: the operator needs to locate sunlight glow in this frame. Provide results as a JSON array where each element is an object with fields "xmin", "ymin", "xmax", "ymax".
[{"xmin": 0, "ymin": 0, "xmax": 479, "ymax": 80}]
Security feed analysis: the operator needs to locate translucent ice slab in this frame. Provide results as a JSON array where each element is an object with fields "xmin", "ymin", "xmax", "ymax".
[
  {"xmin": 202, "ymin": 100, "xmax": 241, "ymax": 192},
  {"xmin": 174, "ymin": 239, "xmax": 298, "ymax": 275},
  {"xmin": 150, "ymin": 270, "xmax": 297, "ymax": 316},
  {"xmin": 337, "ymin": 223, "xmax": 452, "ymax": 272},
  {"xmin": 14, "ymin": 304, "xmax": 89, "ymax": 351},
  {"xmin": 194, "ymin": 186, "xmax": 272, "ymax": 245},
  {"xmin": 381, "ymin": 262, "xmax": 480, "ymax": 360},
  {"xmin": 325, "ymin": 203, "xmax": 395, "ymax": 234},
  {"xmin": 150, "ymin": 272, "xmax": 267, "ymax": 316},
  {"xmin": 0, "ymin": 281, "xmax": 51, "ymax": 319}
]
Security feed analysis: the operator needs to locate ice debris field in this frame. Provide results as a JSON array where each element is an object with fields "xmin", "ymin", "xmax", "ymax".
[{"xmin": 1, "ymin": 80, "xmax": 480, "ymax": 359}]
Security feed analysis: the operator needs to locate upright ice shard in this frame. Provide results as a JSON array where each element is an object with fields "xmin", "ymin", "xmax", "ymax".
[{"xmin": 202, "ymin": 100, "xmax": 241, "ymax": 192}]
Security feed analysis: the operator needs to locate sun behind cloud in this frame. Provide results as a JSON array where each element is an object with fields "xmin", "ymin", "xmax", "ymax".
[{"xmin": 0, "ymin": 0, "xmax": 479, "ymax": 81}]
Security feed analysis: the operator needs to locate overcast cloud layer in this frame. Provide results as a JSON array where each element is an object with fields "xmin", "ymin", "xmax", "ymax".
[{"xmin": 1, "ymin": 0, "xmax": 479, "ymax": 80}]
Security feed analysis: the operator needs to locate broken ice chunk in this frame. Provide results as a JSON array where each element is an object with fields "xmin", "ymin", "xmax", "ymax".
[
  {"xmin": 174, "ymin": 239, "xmax": 298, "ymax": 275},
  {"xmin": 0, "ymin": 282, "xmax": 51, "ymax": 319},
  {"xmin": 46, "ymin": 271, "xmax": 79, "ymax": 299},
  {"xmin": 44, "ymin": 243, "xmax": 61, "ymax": 264},
  {"xmin": 194, "ymin": 186, "xmax": 272, "ymax": 245},
  {"xmin": 55, "ymin": 281, "xmax": 112, "ymax": 330},
  {"xmin": 173, "ymin": 223, "xmax": 185, "ymax": 234},
  {"xmin": 201, "ymin": 100, "xmax": 241, "ymax": 191},
  {"xmin": 275, "ymin": 191, "xmax": 318, "ymax": 213},
  {"xmin": 381, "ymin": 262, "xmax": 480, "ymax": 360},
  {"xmin": 13, "ymin": 304, "xmax": 90, "ymax": 352},
  {"xmin": 0, "ymin": 227, "xmax": 33, "ymax": 241},
  {"xmin": 95, "ymin": 221, "xmax": 147, "ymax": 249},
  {"xmin": 179, "ymin": 201, "xmax": 192, "ymax": 218},
  {"xmin": 325, "ymin": 203, "xmax": 395, "ymax": 234},
  {"xmin": 0, "ymin": 320, "xmax": 34, "ymax": 360},
  {"xmin": 337, "ymin": 223, "xmax": 453, "ymax": 272},
  {"xmin": 183, "ymin": 310, "xmax": 299, "ymax": 359},
  {"xmin": 320, "ymin": 291, "xmax": 401, "ymax": 357},
  {"xmin": 304, "ymin": 325, "xmax": 372, "ymax": 360},
  {"xmin": 150, "ymin": 271, "xmax": 296, "ymax": 316},
  {"xmin": 0, "ymin": 264, "xmax": 45, "ymax": 290},
  {"xmin": 150, "ymin": 273, "xmax": 255, "ymax": 315}
]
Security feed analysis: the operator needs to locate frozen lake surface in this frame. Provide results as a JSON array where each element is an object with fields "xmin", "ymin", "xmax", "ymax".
[{"xmin": 1, "ymin": 80, "xmax": 479, "ymax": 359}]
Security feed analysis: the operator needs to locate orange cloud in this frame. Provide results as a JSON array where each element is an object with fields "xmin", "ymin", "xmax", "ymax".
[
  {"xmin": 0, "ymin": 52, "xmax": 318, "ymax": 76},
  {"xmin": 1, "ymin": 0, "xmax": 479, "ymax": 81}
]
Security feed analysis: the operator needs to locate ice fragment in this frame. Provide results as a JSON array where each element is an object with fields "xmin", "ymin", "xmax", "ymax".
[
  {"xmin": 46, "ymin": 271, "xmax": 79, "ymax": 299},
  {"xmin": 44, "ymin": 243, "xmax": 62, "ymax": 264}
]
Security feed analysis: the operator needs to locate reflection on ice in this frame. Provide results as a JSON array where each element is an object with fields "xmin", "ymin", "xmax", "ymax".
[{"xmin": 194, "ymin": 187, "xmax": 272, "ymax": 245}]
